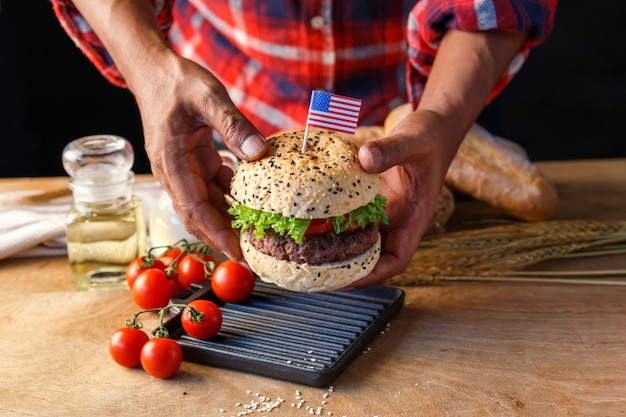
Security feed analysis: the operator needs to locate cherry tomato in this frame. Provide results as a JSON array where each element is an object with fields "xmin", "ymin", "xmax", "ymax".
[
  {"xmin": 159, "ymin": 248, "xmax": 183, "ymax": 268},
  {"xmin": 177, "ymin": 253, "xmax": 216, "ymax": 290},
  {"xmin": 109, "ymin": 327, "xmax": 149, "ymax": 368},
  {"xmin": 181, "ymin": 300, "xmax": 222, "ymax": 340},
  {"xmin": 140, "ymin": 338, "xmax": 182, "ymax": 379},
  {"xmin": 131, "ymin": 268, "xmax": 177, "ymax": 309},
  {"xmin": 211, "ymin": 261, "xmax": 255, "ymax": 303},
  {"xmin": 304, "ymin": 219, "xmax": 360, "ymax": 235},
  {"xmin": 126, "ymin": 257, "xmax": 165, "ymax": 289},
  {"xmin": 158, "ymin": 247, "xmax": 183, "ymax": 286}
]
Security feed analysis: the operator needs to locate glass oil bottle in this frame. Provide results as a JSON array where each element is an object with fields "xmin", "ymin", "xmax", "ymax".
[{"xmin": 62, "ymin": 135, "xmax": 146, "ymax": 290}]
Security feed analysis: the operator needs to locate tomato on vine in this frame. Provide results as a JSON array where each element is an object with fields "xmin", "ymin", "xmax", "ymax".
[
  {"xmin": 211, "ymin": 261, "xmax": 255, "ymax": 303},
  {"xmin": 111, "ymin": 302, "xmax": 214, "ymax": 378},
  {"xmin": 109, "ymin": 327, "xmax": 149, "ymax": 368},
  {"xmin": 132, "ymin": 268, "xmax": 177, "ymax": 309},
  {"xmin": 140, "ymin": 338, "xmax": 182, "ymax": 379},
  {"xmin": 126, "ymin": 256, "xmax": 165, "ymax": 289},
  {"xmin": 181, "ymin": 300, "xmax": 222, "ymax": 340},
  {"xmin": 158, "ymin": 247, "xmax": 183, "ymax": 281},
  {"xmin": 177, "ymin": 253, "xmax": 217, "ymax": 290},
  {"xmin": 159, "ymin": 247, "xmax": 183, "ymax": 269}
]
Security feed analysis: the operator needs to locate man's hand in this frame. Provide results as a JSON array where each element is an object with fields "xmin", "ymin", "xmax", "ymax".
[
  {"xmin": 134, "ymin": 52, "xmax": 267, "ymax": 260},
  {"xmin": 350, "ymin": 109, "xmax": 459, "ymax": 287},
  {"xmin": 349, "ymin": 29, "xmax": 527, "ymax": 286},
  {"xmin": 70, "ymin": 0, "xmax": 268, "ymax": 260}
]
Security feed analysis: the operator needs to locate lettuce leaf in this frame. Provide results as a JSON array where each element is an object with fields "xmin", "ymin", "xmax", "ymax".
[{"xmin": 229, "ymin": 195, "xmax": 388, "ymax": 245}]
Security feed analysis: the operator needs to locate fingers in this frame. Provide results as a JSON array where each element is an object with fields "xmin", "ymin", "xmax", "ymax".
[
  {"xmin": 170, "ymin": 185, "xmax": 243, "ymax": 261},
  {"xmin": 226, "ymin": 130, "xmax": 268, "ymax": 162},
  {"xmin": 351, "ymin": 110, "xmax": 463, "ymax": 287},
  {"xmin": 344, "ymin": 205, "xmax": 423, "ymax": 290},
  {"xmin": 149, "ymin": 127, "xmax": 243, "ymax": 261},
  {"xmin": 357, "ymin": 112, "xmax": 435, "ymax": 174},
  {"xmin": 201, "ymin": 87, "xmax": 268, "ymax": 161},
  {"xmin": 358, "ymin": 108, "xmax": 462, "ymax": 179},
  {"xmin": 218, "ymin": 109, "xmax": 268, "ymax": 161},
  {"xmin": 135, "ymin": 57, "xmax": 260, "ymax": 261},
  {"xmin": 358, "ymin": 135, "xmax": 415, "ymax": 173},
  {"xmin": 143, "ymin": 54, "xmax": 268, "ymax": 162},
  {"xmin": 345, "ymin": 256, "xmax": 408, "ymax": 290}
]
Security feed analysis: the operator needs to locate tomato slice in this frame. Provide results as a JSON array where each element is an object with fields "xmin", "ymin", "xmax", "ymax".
[{"xmin": 304, "ymin": 219, "xmax": 360, "ymax": 236}]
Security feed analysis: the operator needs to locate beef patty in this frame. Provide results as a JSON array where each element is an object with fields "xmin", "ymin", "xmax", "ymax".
[{"xmin": 247, "ymin": 223, "xmax": 379, "ymax": 265}]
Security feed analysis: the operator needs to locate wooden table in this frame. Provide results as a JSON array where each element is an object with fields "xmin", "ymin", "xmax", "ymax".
[{"xmin": 1, "ymin": 160, "xmax": 625, "ymax": 417}]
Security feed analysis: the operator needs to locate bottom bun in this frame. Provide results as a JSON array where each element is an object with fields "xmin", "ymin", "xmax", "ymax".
[{"xmin": 240, "ymin": 233, "xmax": 381, "ymax": 292}]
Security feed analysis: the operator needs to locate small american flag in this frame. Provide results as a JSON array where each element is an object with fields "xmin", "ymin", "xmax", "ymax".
[{"xmin": 306, "ymin": 90, "xmax": 362, "ymax": 135}]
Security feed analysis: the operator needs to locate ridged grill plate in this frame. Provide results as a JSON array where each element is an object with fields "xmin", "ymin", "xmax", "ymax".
[{"xmin": 160, "ymin": 281, "xmax": 404, "ymax": 386}]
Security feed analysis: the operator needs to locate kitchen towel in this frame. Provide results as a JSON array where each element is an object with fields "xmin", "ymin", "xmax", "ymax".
[{"xmin": 0, "ymin": 181, "xmax": 163, "ymax": 260}]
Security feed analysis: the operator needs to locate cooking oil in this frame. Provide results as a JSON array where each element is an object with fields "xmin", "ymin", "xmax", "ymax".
[
  {"xmin": 62, "ymin": 135, "xmax": 146, "ymax": 290},
  {"xmin": 66, "ymin": 198, "xmax": 145, "ymax": 290}
]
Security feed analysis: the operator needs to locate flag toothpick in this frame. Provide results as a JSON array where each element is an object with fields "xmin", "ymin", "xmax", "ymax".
[
  {"xmin": 301, "ymin": 125, "xmax": 311, "ymax": 153},
  {"xmin": 301, "ymin": 90, "xmax": 362, "ymax": 153}
]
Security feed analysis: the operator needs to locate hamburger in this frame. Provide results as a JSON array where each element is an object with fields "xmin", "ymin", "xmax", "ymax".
[{"xmin": 228, "ymin": 130, "xmax": 388, "ymax": 292}]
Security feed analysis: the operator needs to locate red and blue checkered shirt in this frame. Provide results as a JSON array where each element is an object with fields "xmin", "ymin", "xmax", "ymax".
[{"xmin": 51, "ymin": 0, "xmax": 556, "ymax": 136}]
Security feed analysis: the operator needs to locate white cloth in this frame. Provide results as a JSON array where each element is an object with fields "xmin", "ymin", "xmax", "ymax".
[{"xmin": 0, "ymin": 181, "xmax": 163, "ymax": 260}]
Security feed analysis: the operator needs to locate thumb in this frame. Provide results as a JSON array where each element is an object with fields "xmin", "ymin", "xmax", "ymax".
[
  {"xmin": 358, "ymin": 134, "xmax": 414, "ymax": 173},
  {"xmin": 214, "ymin": 103, "xmax": 268, "ymax": 162}
]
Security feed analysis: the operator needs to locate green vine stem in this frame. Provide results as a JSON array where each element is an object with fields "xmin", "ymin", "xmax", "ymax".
[
  {"xmin": 142, "ymin": 239, "xmax": 215, "ymax": 279},
  {"xmin": 124, "ymin": 303, "xmax": 204, "ymax": 338}
]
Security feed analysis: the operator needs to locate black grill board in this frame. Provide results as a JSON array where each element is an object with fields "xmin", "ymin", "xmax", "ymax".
[{"xmin": 160, "ymin": 281, "xmax": 404, "ymax": 387}]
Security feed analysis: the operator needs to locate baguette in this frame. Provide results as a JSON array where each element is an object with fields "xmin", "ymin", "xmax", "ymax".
[{"xmin": 448, "ymin": 124, "xmax": 558, "ymax": 221}]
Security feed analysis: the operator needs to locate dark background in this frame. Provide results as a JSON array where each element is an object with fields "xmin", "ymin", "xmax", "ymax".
[
  {"xmin": 1, "ymin": 0, "xmax": 147, "ymax": 177},
  {"xmin": 1, "ymin": 0, "xmax": 625, "ymax": 178}
]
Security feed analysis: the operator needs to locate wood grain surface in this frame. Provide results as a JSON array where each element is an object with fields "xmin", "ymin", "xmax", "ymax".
[{"xmin": 1, "ymin": 160, "xmax": 625, "ymax": 417}]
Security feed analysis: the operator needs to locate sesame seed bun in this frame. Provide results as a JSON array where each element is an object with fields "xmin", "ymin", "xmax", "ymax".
[
  {"xmin": 230, "ymin": 129, "xmax": 385, "ymax": 292},
  {"xmin": 240, "ymin": 232, "xmax": 381, "ymax": 292},
  {"xmin": 230, "ymin": 130, "xmax": 380, "ymax": 219}
]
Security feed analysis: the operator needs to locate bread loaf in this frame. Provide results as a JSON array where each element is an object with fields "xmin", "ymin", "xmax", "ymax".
[
  {"xmin": 346, "ymin": 125, "xmax": 385, "ymax": 148},
  {"xmin": 448, "ymin": 124, "xmax": 558, "ymax": 221}
]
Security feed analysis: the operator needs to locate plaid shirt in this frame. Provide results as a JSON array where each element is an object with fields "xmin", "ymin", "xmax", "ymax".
[{"xmin": 51, "ymin": 0, "xmax": 556, "ymax": 136}]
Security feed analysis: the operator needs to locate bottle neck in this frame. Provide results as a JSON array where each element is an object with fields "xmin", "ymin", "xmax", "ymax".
[{"xmin": 69, "ymin": 172, "xmax": 135, "ymax": 209}]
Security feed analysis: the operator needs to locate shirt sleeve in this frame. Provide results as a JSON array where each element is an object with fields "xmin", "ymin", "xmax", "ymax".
[
  {"xmin": 49, "ymin": 0, "xmax": 175, "ymax": 88},
  {"xmin": 406, "ymin": 0, "xmax": 558, "ymax": 107}
]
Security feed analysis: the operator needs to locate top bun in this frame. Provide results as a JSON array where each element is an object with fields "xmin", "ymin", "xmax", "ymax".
[{"xmin": 230, "ymin": 130, "xmax": 381, "ymax": 218}]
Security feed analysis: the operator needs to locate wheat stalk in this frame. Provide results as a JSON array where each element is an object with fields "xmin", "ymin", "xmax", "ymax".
[
  {"xmin": 386, "ymin": 220, "xmax": 626, "ymax": 286},
  {"xmin": 398, "ymin": 275, "xmax": 626, "ymax": 286}
]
